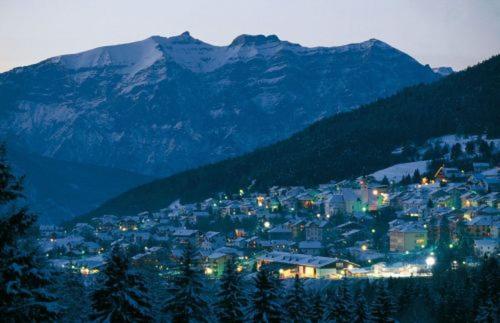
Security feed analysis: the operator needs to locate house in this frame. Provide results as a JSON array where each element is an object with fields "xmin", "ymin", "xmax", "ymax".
[
  {"xmin": 324, "ymin": 194, "xmax": 345, "ymax": 216},
  {"xmin": 257, "ymin": 251, "xmax": 357, "ymax": 279},
  {"xmin": 227, "ymin": 237, "xmax": 246, "ymax": 248},
  {"xmin": 204, "ymin": 252, "xmax": 231, "ymax": 277},
  {"xmin": 204, "ymin": 247, "xmax": 244, "ymax": 277},
  {"xmin": 389, "ymin": 222, "xmax": 427, "ymax": 252},
  {"xmin": 268, "ymin": 226, "xmax": 293, "ymax": 240},
  {"xmin": 473, "ymin": 238, "xmax": 498, "ymax": 257},
  {"xmin": 285, "ymin": 219, "xmax": 305, "ymax": 239},
  {"xmin": 443, "ymin": 167, "xmax": 462, "ymax": 179},
  {"xmin": 172, "ymin": 229, "xmax": 201, "ymax": 246},
  {"xmin": 341, "ymin": 188, "xmax": 359, "ymax": 214},
  {"xmin": 298, "ymin": 241, "xmax": 323, "ymax": 256},
  {"xmin": 305, "ymin": 221, "xmax": 332, "ymax": 241},
  {"xmin": 257, "ymin": 240, "xmax": 297, "ymax": 252},
  {"xmin": 347, "ymin": 246, "xmax": 385, "ymax": 263},
  {"xmin": 202, "ymin": 231, "xmax": 226, "ymax": 249},
  {"xmin": 466, "ymin": 216, "xmax": 499, "ymax": 238},
  {"xmin": 473, "ymin": 163, "xmax": 490, "ymax": 173}
]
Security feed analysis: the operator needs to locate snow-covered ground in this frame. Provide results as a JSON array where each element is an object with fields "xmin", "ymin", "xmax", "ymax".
[
  {"xmin": 392, "ymin": 134, "xmax": 500, "ymax": 156},
  {"xmin": 371, "ymin": 160, "xmax": 429, "ymax": 181},
  {"xmin": 426, "ymin": 134, "xmax": 500, "ymax": 149}
]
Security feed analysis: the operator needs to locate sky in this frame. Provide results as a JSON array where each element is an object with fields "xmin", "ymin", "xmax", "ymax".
[{"xmin": 0, "ymin": 0, "xmax": 499, "ymax": 72}]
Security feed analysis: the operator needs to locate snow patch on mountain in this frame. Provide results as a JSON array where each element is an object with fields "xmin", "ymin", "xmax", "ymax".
[
  {"xmin": 56, "ymin": 37, "xmax": 164, "ymax": 75},
  {"xmin": 371, "ymin": 161, "xmax": 429, "ymax": 181}
]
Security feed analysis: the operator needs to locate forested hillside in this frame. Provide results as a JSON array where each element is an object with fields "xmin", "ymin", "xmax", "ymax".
[{"xmin": 82, "ymin": 54, "xmax": 500, "ymax": 220}]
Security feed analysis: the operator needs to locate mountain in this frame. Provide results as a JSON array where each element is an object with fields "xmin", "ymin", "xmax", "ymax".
[
  {"xmin": 432, "ymin": 66, "xmax": 454, "ymax": 76},
  {"xmin": 79, "ymin": 55, "xmax": 500, "ymax": 221},
  {"xmin": 0, "ymin": 32, "xmax": 438, "ymax": 177},
  {"xmin": 8, "ymin": 148, "xmax": 153, "ymax": 224}
]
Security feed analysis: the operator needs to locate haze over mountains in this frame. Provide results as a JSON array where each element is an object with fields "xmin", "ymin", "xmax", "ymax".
[{"xmin": 0, "ymin": 32, "xmax": 441, "ymax": 223}]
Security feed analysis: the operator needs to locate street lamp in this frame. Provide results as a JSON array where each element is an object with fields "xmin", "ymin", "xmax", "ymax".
[{"xmin": 425, "ymin": 256, "xmax": 436, "ymax": 267}]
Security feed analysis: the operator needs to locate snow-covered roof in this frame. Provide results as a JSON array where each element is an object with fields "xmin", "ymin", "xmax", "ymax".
[
  {"xmin": 299, "ymin": 241, "xmax": 323, "ymax": 249},
  {"xmin": 258, "ymin": 251, "xmax": 339, "ymax": 268}
]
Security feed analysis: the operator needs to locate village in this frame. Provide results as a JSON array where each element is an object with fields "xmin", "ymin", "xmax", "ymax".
[{"xmin": 38, "ymin": 157, "xmax": 499, "ymax": 282}]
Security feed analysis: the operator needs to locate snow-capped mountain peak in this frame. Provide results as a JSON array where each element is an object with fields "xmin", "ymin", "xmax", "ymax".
[{"xmin": 52, "ymin": 37, "xmax": 164, "ymax": 75}]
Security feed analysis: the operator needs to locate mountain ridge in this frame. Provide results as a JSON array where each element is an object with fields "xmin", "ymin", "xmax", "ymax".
[{"xmin": 0, "ymin": 32, "xmax": 438, "ymax": 177}]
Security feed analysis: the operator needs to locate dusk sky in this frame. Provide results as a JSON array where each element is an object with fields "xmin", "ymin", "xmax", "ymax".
[{"xmin": 1, "ymin": 0, "xmax": 499, "ymax": 72}]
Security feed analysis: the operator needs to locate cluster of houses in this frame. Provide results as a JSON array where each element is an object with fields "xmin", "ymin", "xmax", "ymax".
[{"xmin": 40, "ymin": 162, "xmax": 499, "ymax": 279}]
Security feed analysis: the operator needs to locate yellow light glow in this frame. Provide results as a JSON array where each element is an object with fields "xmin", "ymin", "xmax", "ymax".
[
  {"xmin": 361, "ymin": 245, "xmax": 368, "ymax": 251},
  {"xmin": 257, "ymin": 196, "xmax": 264, "ymax": 207},
  {"xmin": 205, "ymin": 267, "xmax": 213, "ymax": 275},
  {"xmin": 264, "ymin": 221, "xmax": 271, "ymax": 229},
  {"xmin": 426, "ymin": 256, "xmax": 436, "ymax": 266},
  {"xmin": 372, "ymin": 189, "xmax": 379, "ymax": 196}
]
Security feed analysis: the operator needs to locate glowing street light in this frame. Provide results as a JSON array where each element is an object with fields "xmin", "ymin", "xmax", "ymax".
[
  {"xmin": 426, "ymin": 256, "xmax": 436, "ymax": 267},
  {"xmin": 263, "ymin": 221, "xmax": 271, "ymax": 229}
]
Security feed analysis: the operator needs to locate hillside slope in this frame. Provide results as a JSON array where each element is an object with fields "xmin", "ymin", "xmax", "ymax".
[
  {"xmin": 8, "ymin": 149, "xmax": 153, "ymax": 223},
  {"xmin": 81, "ymin": 55, "xmax": 500, "ymax": 220}
]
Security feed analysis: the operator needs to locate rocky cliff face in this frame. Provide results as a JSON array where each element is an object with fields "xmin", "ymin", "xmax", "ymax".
[{"xmin": 0, "ymin": 32, "xmax": 438, "ymax": 177}]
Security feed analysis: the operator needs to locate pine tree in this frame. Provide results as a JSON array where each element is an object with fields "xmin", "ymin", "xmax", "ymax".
[
  {"xmin": 352, "ymin": 288, "xmax": 369, "ymax": 323},
  {"xmin": 215, "ymin": 258, "xmax": 246, "ymax": 323},
  {"xmin": 478, "ymin": 140, "xmax": 491, "ymax": 159},
  {"xmin": 308, "ymin": 292, "xmax": 324, "ymax": 323},
  {"xmin": 370, "ymin": 281, "xmax": 396, "ymax": 323},
  {"xmin": 465, "ymin": 141, "xmax": 476, "ymax": 155},
  {"xmin": 91, "ymin": 244, "xmax": 152, "ymax": 322},
  {"xmin": 451, "ymin": 143, "xmax": 463, "ymax": 160},
  {"xmin": 284, "ymin": 274, "xmax": 308, "ymax": 323},
  {"xmin": 474, "ymin": 257, "xmax": 499, "ymax": 318},
  {"xmin": 397, "ymin": 279, "xmax": 417, "ymax": 321},
  {"xmin": 249, "ymin": 265, "xmax": 282, "ymax": 323},
  {"xmin": 412, "ymin": 169, "xmax": 421, "ymax": 184},
  {"xmin": 381, "ymin": 176, "xmax": 390, "ymax": 186},
  {"xmin": 399, "ymin": 279, "xmax": 415, "ymax": 309},
  {"xmin": 0, "ymin": 145, "xmax": 61, "ymax": 321},
  {"xmin": 434, "ymin": 215, "xmax": 454, "ymax": 274},
  {"xmin": 417, "ymin": 282, "xmax": 436, "ymax": 321},
  {"xmin": 325, "ymin": 281, "xmax": 353, "ymax": 323},
  {"xmin": 56, "ymin": 270, "xmax": 91, "ymax": 321},
  {"xmin": 456, "ymin": 219, "xmax": 473, "ymax": 261},
  {"xmin": 162, "ymin": 242, "xmax": 208, "ymax": 323},
  {"xmin": 475, "ymin": 299, "xmax": 497, "ymax": 323}
]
